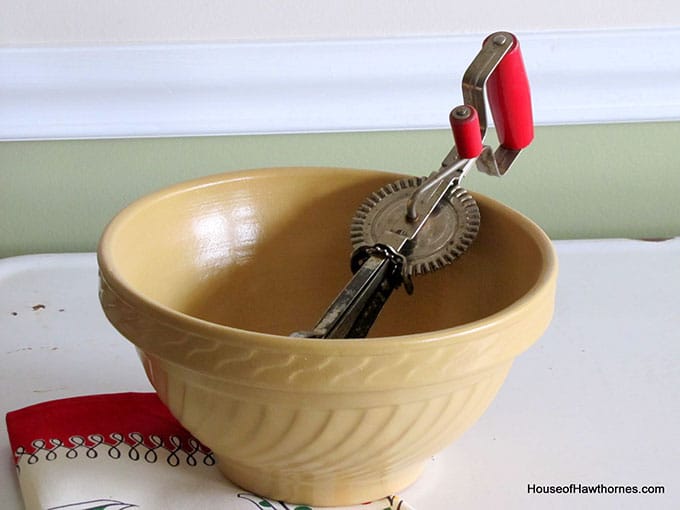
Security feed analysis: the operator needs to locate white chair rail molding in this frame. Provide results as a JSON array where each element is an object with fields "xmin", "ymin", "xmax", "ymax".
[{"xmin": 2, "ymin": 28, "xmax": 680, "ymax": 140}]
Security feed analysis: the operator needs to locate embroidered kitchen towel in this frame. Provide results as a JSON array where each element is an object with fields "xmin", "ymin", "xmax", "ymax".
[{"xmin": 6, "ymin": 393, "xmax": 414, "ymax": 510}]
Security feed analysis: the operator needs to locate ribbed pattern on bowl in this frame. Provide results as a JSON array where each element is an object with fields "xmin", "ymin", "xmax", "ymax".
[{"xmin": 139, "ymin": 349, "xmax": 513, "ymax": 505}]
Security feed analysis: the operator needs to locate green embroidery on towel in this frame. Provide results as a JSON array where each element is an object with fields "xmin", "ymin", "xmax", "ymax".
[{"xmin": 237, "ymin": 493, "xmax": 314, "ymax": 509}]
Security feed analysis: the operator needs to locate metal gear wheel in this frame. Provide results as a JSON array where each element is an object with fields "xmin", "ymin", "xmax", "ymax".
[{"xmin": 350, "ymin": 177, "xmax": 480, "ymax": 277}]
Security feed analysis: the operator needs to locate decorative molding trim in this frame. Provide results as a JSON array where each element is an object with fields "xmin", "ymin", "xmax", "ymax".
[{"xmin": 2, "ymin": 28, "xmax": 679, "ymax": 140}]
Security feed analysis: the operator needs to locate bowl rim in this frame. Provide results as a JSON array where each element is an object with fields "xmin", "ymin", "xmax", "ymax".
[{"xmin": 97, "ymin": 166, "xmax": 558, "ymax": 353}]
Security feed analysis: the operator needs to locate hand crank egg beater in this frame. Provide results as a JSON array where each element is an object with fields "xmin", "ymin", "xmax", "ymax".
[{"xmin": 293, "ymin": 32, "xmax": 534, "ymax": 339}]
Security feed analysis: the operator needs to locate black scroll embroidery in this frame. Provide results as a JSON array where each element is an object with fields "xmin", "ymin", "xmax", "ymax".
[
  {"xmin": 107, "ymin": 433, "xmax": 124, "ymax": 459},
  {"xmin": 14, "ymin": 433, "xmax": 215, "ymax": 467}
]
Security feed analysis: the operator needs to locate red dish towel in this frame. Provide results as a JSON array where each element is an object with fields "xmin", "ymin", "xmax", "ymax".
[{"xmin": 6, "ymin": 393, "xmax": 409, "ymax": 510}]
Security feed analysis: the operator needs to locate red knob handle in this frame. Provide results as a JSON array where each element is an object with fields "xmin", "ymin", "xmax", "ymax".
[
  {"xmin": 450, "ymin": 105, "xmax": 483, "ymax": 159},
  {"xmin": 485, "ymin": 34, "xmax": 534, "ymax": 150}
]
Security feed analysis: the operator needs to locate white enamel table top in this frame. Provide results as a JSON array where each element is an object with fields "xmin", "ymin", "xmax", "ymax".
[{"xmin": 1, "ymin": 239, "xmax": 679, "ymax": 509}]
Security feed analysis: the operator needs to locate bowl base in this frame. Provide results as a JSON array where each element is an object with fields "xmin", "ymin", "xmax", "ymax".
[{"xmin": 216, "ymin": 456, "xmax": 425, "ymax": 507}]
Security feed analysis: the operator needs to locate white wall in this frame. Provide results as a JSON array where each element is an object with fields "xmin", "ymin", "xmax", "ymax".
[{"xmin": 2, "ymin": 0, "xmax": 679, "ymax": 46}]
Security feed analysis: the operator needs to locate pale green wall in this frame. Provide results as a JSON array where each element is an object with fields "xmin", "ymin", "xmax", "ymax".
[{"xmin": 2, "ymin": 122, "xmax": 679, "ymax": 258}]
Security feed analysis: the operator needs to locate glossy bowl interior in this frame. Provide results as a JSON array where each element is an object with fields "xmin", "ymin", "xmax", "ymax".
[{"xmin": 98, "ymin": 167, "xmax": 557, "ymax": 506}]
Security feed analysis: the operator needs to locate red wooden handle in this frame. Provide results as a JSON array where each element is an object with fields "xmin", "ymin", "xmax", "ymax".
[
  {"xmin": 485, "ymin": 34, "xmax": 534, "ymax": 150},
  {"xmin": 450, "ymin": 105, "xmax": 483, "ymax": 159}
]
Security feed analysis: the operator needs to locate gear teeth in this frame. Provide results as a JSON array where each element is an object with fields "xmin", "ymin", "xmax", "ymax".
[
  {"xmin": 358, "ymin": 204, "xmax": 371, "ymax": 215},
  {"xmin": 350, "ymin": 178, "xmax": 479, "ymax": 277}
]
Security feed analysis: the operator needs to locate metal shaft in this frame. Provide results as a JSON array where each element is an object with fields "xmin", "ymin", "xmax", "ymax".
[{"xmin": 291, "ymin": 254, "xmax": 398, "ymax": 339}]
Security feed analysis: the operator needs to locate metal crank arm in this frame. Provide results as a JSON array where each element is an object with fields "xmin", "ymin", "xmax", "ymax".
[
  {"xmin": 406, "ymin": 31, "xmax": 534, "ymax": 232},
  {"xmin": 460, "ymin": 31, "xmax": 534, "ymax": 176}
]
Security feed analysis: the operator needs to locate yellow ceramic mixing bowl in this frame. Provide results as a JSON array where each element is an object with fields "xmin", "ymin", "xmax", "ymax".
[{"xmin": 98, "ymin": 167, "xmax": 557, "ymax": 506}]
